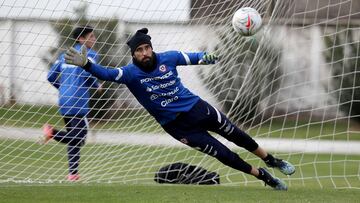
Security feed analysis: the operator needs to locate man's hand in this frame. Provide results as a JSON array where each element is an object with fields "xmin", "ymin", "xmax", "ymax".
[
  {"xmin": 199, "ymin": 53, "xmax": 219, "ymax": 65},
  {"xmin": 64, "ymin": 46, "xmax": 88, "ymax": 67}
]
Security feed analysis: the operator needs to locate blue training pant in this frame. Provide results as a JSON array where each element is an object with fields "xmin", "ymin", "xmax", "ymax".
[
  {"xmin": 53, "ymin": 115, "xmax": 88, "ymax": 175},
  {"xmin": 162, "ymin": 99, "xmax": 259, "ymax": 174}
]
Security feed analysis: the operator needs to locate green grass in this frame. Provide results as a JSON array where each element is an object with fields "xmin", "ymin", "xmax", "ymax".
[
  {"xmin": 0, "ymin": 104, "xmax": 63, "ymax": 128},
  {"xmin": 248, "ymin": 118, "xmax": 360, "ymax": 141},
  {"xmin": 0, "ymin": 104, "xmax": 161, "ymax": 132},
  {"xmin": 0, "ymin": 184, "xmax": 359, "ymax": 203},
  {"xmin": 0, "ymin": 138, "xmax": 359, "ymax": 202},
  {"xmin": 0, "ymin": 139, "xmax": 359, "ymax": 187},
  {"xmin": 1, "ymin": 104, "xmax": 360, "ymax": 140},
  {"xmin": 1, "ymin": 106, "xmax": 359, "ymax": 202}
]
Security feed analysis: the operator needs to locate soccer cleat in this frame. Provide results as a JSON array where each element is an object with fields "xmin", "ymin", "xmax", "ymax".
[
  {"xmin": 257, "ymin": 168, "xmax": 287, "ymax": 191},
  {"xmin": 40, "ymin": 124, "xmax": 54, "ymax": 144},
  {"xmin": 67, "ymin": 174, "xmax": 80, "ymax": 181},
  {"xmin": 265, "ymin": 158, "xmax": 295, "ymax": 175}
]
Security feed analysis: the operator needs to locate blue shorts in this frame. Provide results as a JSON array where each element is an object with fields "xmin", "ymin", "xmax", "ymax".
[{"xmin": 162, "ymin": 99, "xmax": 258, "ymax": 173}]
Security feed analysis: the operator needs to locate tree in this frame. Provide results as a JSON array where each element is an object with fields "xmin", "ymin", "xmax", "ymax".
[
  {"xmin": 198, "ymin": 27, "xmax": 282, "ymax": 126},
  {"xmin": 325, "ymin": 28, "xmax": 360, "ymax": 122},
  {"xmin": 43, "ymin": 3, "xmax": 131, "ymax": 120}
]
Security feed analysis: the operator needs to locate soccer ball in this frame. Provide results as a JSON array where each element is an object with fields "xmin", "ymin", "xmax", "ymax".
[{"xmin": 232, "ymin": 7, "xmax": 262, "ymax": 36}]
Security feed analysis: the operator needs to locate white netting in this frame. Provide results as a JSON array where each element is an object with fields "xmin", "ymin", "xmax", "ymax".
[{"xmin": 0, "ymin": 0, "xmax": 359, "ymax": 188}]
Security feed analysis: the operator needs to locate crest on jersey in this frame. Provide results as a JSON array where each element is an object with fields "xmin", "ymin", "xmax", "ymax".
[{"xmin": 159, "ymin": 65, "xmax": 167, "ymax": 72}]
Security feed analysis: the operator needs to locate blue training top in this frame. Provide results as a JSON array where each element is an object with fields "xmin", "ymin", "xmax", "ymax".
[
  {"xmin": 47, "ymin": 44, "xmax": 100, "ymax": 116},
  {"xmin": 86, "ymin": 51, "xmax": 205, "ymax": 125}
]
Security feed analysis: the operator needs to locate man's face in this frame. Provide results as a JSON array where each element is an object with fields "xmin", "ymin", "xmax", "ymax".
[
  {"xmin": 79, "ymin": 32, "xmax": 96, "ymax": 48},
  {"xmin": 134, "ymin": 44, "xmax": 153, "ymax": 63}
]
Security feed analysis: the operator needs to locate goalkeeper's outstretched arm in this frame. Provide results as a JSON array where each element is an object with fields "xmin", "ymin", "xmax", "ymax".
[
  {"xmin": 176, "ymin": 51, "xmax": 219, "ymax": 66},
  {"xmin": 83, "ymin": 61, "xmax": 123, "ymax": 82},
  {"xmin": 64, "ymin": 46, "xmax": 124, "ymax": 83}
]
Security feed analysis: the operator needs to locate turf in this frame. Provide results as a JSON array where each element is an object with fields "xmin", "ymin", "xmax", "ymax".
[
  {"xmin": 0, "ymin": 105, "xmax": 359, "ymax": 202},
  {"xmin": 0, "ymin": 184, "xmax": 359, "ymax": 203},
  {"xmin": 0, "ymin": 139, "xmax": 359, "ymax": 187},
  {"xmin": 1, "ymin": 104, "xmax": 360, "ymax": 140},
  {"xmin": 0, "ymin": 139, "xmax": 359, "ymax": 203}
]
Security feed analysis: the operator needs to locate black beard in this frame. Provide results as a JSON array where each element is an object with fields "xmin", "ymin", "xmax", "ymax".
[{"xmin": 133, "ymin": 52, "xmax": 157, "ymax": 73}]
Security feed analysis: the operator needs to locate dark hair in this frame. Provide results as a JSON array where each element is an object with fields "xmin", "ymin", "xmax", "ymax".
[
  {"xmin": 72, "ymin": 25, "xmax": 94, "ymax": 42},
  {"xmin": 126, "ymin": 28, "xmax": 152, "ymax": 55}
]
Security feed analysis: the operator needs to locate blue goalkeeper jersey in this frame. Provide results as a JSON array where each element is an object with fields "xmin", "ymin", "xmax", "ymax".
[
  {"xmin": 47, "ymin": 44, "xmax": 100, "ymax": 116},
  {"xmin": 87, "ymin": 51, "xmax": 205, "ymax": 125}
]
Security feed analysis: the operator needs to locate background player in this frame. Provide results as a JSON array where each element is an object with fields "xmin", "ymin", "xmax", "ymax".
[{"xmin": 43, "ymin": 25, "xmax": 102, "ymax": 181}]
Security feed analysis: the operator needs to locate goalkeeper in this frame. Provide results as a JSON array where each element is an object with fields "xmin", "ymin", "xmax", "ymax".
[
  {"xmin": 64, "ymin": 28, "xmax": 295, "ymax": 189},
  {"xmin": 43, "ymin": 25, "xmax": 102, "ymax": 181}
]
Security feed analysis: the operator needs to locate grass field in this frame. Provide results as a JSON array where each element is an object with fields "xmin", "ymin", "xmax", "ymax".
[
  {"xmin": 0, "ymin": 184, "xmax": 359, "ymax": 203},
  {"xmin": 1, "ymin": 104, "xmax": 360, "ymax": 140},
  {"xmin": 0, "ymin": 139, "xmax": 359, "ymax": 186},
  {"xmin": 1, "ymin": 105, "xmax": 359, "ymax": 202}
]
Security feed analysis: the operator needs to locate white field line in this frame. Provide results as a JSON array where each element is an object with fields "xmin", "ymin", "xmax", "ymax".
[{"xmin": 1, "ymin": 127, "xmax": 360, "ymax": 155}]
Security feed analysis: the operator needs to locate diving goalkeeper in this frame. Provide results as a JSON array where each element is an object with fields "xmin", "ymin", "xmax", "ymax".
[{"xmin": 64, "ymin": 28, "xmax": 295, "ymax": 190}]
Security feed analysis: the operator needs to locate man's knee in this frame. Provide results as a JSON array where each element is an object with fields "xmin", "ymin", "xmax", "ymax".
[
  {"xmin": 227, "ymin": 127, "xmax": 258, "ymax": 151},
  {"xmin": 68, "ymin": 130, "xmax": 87, "ymax": 146},
  {"xmin": 216, "ymin": 148, "xmax": 239, "ymax": 161},
  {"xmin": 69, "ymin": 138, "xmax": 85, "ymax": 146},
  {"xmin": 215, "ymin": 150, "xmax": 252, "ymax": 174}
]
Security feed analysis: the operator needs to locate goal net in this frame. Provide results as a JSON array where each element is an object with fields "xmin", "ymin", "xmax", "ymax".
[{"xmin": 0, "ymin": 0, "xmax": 359, "ymax": 188}]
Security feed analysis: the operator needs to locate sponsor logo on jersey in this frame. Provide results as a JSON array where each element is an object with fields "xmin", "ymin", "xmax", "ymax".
[
  {"xmin": 150, "ymin": 94, "xmax": 158, "ymax": 101},
  {"xmin": 147, "ymin": 80, "xmax": 176, "ymax": 92},
  {"xmin": 149, "ymin": 87, "xmax": 179, "ymax": 101},
  {"xmin": 140, "ymin": 71, "xmax": 173, "ymax": 84},
  {"xmin": 160, "ymin": 96, "xmax": 178, "ymax": 107},
  {"xmin": 159, "ymin": 65, "xmax": 167, "ymax": 72}
]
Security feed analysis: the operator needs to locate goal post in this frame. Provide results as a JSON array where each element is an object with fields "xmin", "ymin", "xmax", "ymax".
[{"xmin": 0, "ymin": 0, "xmax": 359, "ymax": 188}]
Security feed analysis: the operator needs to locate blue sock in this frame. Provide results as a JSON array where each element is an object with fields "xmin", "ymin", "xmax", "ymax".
[{"xmin": 67, "ymin": 145, "xmax": 80, "ymax": 175}]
